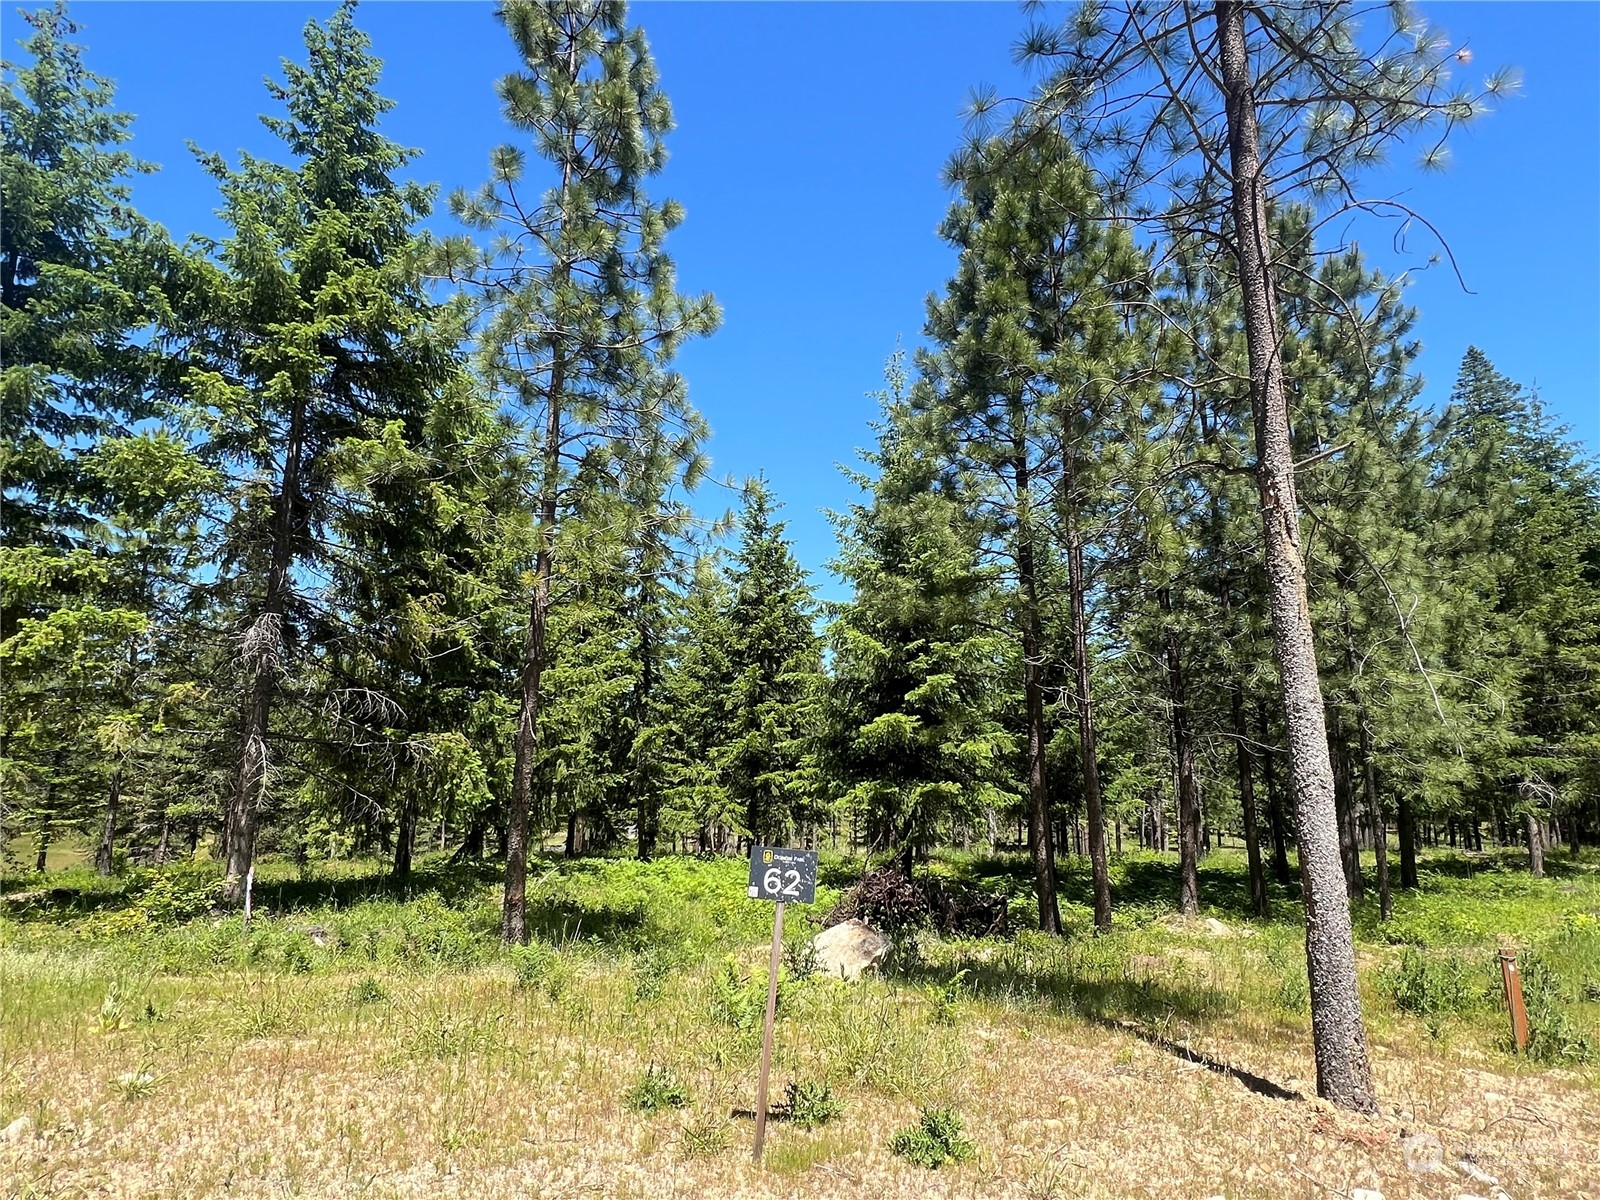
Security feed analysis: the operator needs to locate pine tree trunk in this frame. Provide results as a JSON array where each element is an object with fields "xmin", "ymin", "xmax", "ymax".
[
  {"xmin": 635, "ymin": 611, "xmax": 658, "ymax": 862},
  {"xmin": 1329, "ymin": 722, "xmax": 1363, "ymax": 900},
  {"xmin": 95, "ymin": 766, "xmax": 122, "ymax": 877},
  {"xmin": 1159, "ymin": 588, "xmax": 1200, "ymax": 916},
  {"xmin": 1258, "ymin": 703, "xmax": 1293, "ymax": 885},
  {"xmin": 1397, "ymin": 792, "xmax": 1419, "ymax": 889},
  {"xmin": 34, "ymin": 813, "xmax": 50, "ymax": 874},
  {"xmin": 393, "ymin": 790, "xmax": 417, "ymax": 882},
  {"xmin": 1232, "ymin": 683, "xmax": 1268, "ymax": 918},
  {"xmin": 1071, "ymin": 519, "xmax": 1111, "ymax": 931},
  {"xmin": 1526, "ymin": 811, "xmax": 1545, "ymax": 878},
  {"xmin": 156, "ymin": 812, "xmax": 171, "ymax": 867},
  {"xmin": 1214, "ymin": 0, "xmax": 1375, "ymax": 1113},
  {"xmin": 1015, "ymin": 443, "xmax": 1060, "ymax": 933},
  {"xmin": 225, "ymin": 389, "xmax": 306, "ymax": 906},
  {"xmin": 505, "ymin": 351, "xmax": 566, "ymax": 944},
  {"xmin": 1357, "ymin": 717, "xmax": 1390, "ymax": 922}
]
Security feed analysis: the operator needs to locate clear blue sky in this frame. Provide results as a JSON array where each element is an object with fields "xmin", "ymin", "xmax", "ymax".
[{"xmin": 36, "ymin": 1, "xmax": 1600, "ymax": 599}]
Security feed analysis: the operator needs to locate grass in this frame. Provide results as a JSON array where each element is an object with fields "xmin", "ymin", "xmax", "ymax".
[{"xmin": 1, "ymin": 844, "xmax": 1597, "ymax": 1198}]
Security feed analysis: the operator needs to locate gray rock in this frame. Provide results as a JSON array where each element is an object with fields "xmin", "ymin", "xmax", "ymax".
[
  {"xmin": 1, "ymin": 1116, "xmax": 32, "ymax": 1143},
  {"xmin": 811, "ymin": 919, "xmax": 891, "ymax": 981}
]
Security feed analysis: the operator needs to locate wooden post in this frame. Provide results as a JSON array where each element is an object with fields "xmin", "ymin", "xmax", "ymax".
[
  {"xmin": 752, "ymin": 900, "xmax": 785, "ymax": 1161},
  {"xmin": 1499, "ymin": 949, "xmax": 1529, "ymax": 1054}
]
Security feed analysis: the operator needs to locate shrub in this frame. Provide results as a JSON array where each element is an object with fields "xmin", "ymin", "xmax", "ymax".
[
  {"xmin": 350, "ymin": 976, "xmax": 388, "ymax": 1006},
  {"xmin": 1385, "ymin": 947, "xmax": 1488, "ymax": 1019},
  {"xmin": 1521, "ymin": 950, "xmax": 1595, "ymax": 1064},
  {"xmin": 508, "ymin": 943, "xmax": 556, "ymax": 990},
  {"xmin": 624, "ymin": 1064, "xmax": 689, "ymax": 1114},
  {"xmin": 889, "ymin": 1106, "xmax": 975, "ymax": 1169},
  {"xmin": 784, "ymin": 1079, "xmax": 842, "ymax": 1129}
]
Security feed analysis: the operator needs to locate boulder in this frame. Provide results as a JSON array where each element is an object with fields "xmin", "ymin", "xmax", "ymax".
[{"xmin": 811, "ymin": 918, "xmax": 891, "ymax": 981}]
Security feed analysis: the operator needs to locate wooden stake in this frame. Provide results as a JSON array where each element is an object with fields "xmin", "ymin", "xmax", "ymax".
[
  {"xmin": 1499, "ymin": 949, "xmax": 1529, "ymax": 1054},
  {"xmin": 752, "ymin": 900, "xmax": 784, "ymax": 1161}
]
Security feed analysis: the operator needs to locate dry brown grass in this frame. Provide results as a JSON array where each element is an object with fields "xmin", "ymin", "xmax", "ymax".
[{"xmin": 3, "ymin": 946, "xmax": 1595, "ymax": 1200}]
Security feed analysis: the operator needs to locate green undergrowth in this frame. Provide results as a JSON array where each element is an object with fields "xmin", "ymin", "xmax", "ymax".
[{"xmin": 3, "ymin": 846, "xmax": 1596, "ymax": 1074}]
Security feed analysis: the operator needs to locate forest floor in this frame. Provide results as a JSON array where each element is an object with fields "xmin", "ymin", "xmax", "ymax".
[{"xmin": 2, "ymin": 843, "xmax": 1597, "ymax": 1200}]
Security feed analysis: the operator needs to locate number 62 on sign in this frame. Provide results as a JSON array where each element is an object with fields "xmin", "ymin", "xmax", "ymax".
[{"xmin": 747, "ymin": 845, "xmax": 817, "ymax": 904}]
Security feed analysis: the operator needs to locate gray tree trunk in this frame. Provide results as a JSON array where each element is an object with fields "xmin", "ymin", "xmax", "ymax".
[
  {"xmin": 95, "ymin": 766, "xmax": 122, "ymax": 877},
  {"xmin": 225, "ymin": 387, "xmax": 305, "ymax": 906},
  {"xmin": 1526, "ymin": 811, "xmax": 1545, "ymax": 878},
  {"xmin": 1214, "ymin": 0, "xmax": 1376, "ymax": 1113},
  {"xmin": 1357, "ymin": 716, "xmax": 1391, "ymax": 921},
  {"xmin": 1159, "ymin": 588, "xmax": 1200, "ymax": 915},
  {"xmin": 1232, "ymin": 683, "xmax": 1268, "ymax": 918},
  {"xmin": 1015, "ymin": 440, "xmax": 1060, "ymax": 933},
  {"xmin": 1069, "ymin": 524, "xmax": 1111, "ymax": 931}
]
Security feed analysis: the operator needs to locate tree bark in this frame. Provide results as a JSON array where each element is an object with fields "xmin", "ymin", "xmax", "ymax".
[
  {"xmin": 1357, "ymin": 716, "xmax": 1390, "ymax": 921},
  {"xmin": 1526, "ymin": 810, "xmax": 1545, "ymax": 878},
  {"xmin": 1258, "ymin": 703, "xmax": 1293, "ymax": 885},
  {"xmin": 95, "ymin": 766, "xmax": 122, "ymax": 877},
  {"xmin": 225, "ymin": 387, "xmax": 306, "ymax": 905},
  {"xmin": 505, "ymin": 349, "xmax": 566, "ymax": 944},
  {"xmin": 156, "ymin": 811, "xmax": 171, "ymax": 867},
  {"xmin": 393, "ymin": 790, "xmax": 417, "ymax": 883},
  {"xmin": 1070, "ymin": 520, "xmax": 1111, "ymax": 931},
  {"xmin": 1232, "ymin": 683, "xmax": 1268, "ymax": 918},
  {"xmin": 34, "ymin": 813, "xmax": 50, "ymax": 874},
  {"xmin": 1015, "ymin": 438, "xmax": 1060, "ymax": 934},
  {"xmin": 1397, "ymin": 791, "xmax": 1419, "ymax": 890},
  {"xmin": 636, "ymin": 616, "xmax": 658, "ymax": 862},
  {"xmin": 1214, "ymin": 0, "xmax": 1376, "ymax": 1113},
  {"xmin": 1159, "ymin": 588, "xmax": 1200, "ymax": 916},
  {"xmin": 1328, "ymin": 720, "xmax": 1362, "ymax": 900}
]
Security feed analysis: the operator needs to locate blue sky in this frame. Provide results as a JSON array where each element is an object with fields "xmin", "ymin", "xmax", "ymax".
[{"xmin": 37, "ymin": 1, "xmax": 1600, "ymax": 599}]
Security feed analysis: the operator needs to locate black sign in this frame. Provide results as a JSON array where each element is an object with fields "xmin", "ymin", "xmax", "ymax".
[{"xmin": 747, "ymin": 845, "xmax": 818, "ymax": 904}]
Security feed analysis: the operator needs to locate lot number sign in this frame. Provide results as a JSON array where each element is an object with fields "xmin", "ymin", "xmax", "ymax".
[
  {"xmin": 747, "ymin": 845, "xmax": 817, "ymax": 904},
  {"xmin": 745, "ymin": 844, "xmax": 817, "ymax": 1162}
]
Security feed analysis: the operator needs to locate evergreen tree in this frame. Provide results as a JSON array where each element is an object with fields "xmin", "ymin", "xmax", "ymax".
[
  {"xmin": 915, "ymin": 129, "xmax": 1155, "ymax": 931},
  {"xmin": 823, "ymin": 354, "xmax": 1013, "ymax": 872},
  {"xmin": 171, "ymin": 2, "xmax": 452, "ymax": 902},
  {"xmin": 719, "ymin": 484, "xmax": 823, "ymax": 845},
  {"xmin": 1431, "ymin": 349, "xmax": 1600, "ymax": 867},
  {"xmin": 443, "ymin": 0, "xmax": 718, "ymax": 941},
  {"xmin": 1013, "ymin": 0, "xmax": 1516, "ymax": 1110}
]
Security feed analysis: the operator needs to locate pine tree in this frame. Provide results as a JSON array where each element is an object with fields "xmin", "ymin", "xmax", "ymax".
[
  {"xmin": 822, "ymin": 354, "xmax": 1012, "ymax": 872},
  {"xmin": 443, "ymin": 0, "xmax": 718, "ymax": 941},
  {"xmin": 1431, "ymin": 349, "xmax": 1600, "ymax": 867},
  {"xmin": 917, "ymin": 129, "xmax": 1156, "ymax": 931},
  {"xmin": 1012, "ymin": 0, "xmax": 1516, "ymax": 1110},
  {"xmin": 171, "ymin": 2, "xmax": 452, "ymax": 903},
  {"xmin": 719, "ymin": 484, "xmax": 823, "ymax": 845}
]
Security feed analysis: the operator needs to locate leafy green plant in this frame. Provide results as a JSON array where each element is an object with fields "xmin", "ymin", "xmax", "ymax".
[
  {"xmin": 889, "ymin": 1105, "xmax": 975, "ymax": 1169},
  {"xmin": 783, "ymin": 1079, "xmax": 842, "ymax": 1129},
  {"xmin": 709, "ymin": 957, "xmax": 765, "ymax": 1030},
  {"xmin": 507, "ymin": 943, "xmax": 555, "ymax": 990},
  {"xmin": 624, "ymin": 1064, "xmax": 689, "ymax": 1113},
  {"xmin": 782, "ymin": 936, "xmax": 820, "ymax": 982},
  {"xmin": 927, "ymin": 969, "xmax": 969, "ymax": 1025},
  {"xmin": 1521, "ymin": 951, "xmax": 1595, "ymax": 1064},
  {"xmin": 350, "ymin": 976, "xmax": 388, "ymax": 1005},
  {"xmin": 1385, "ymin": 947, "xmax": 1487, "ymax": 1019}
]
